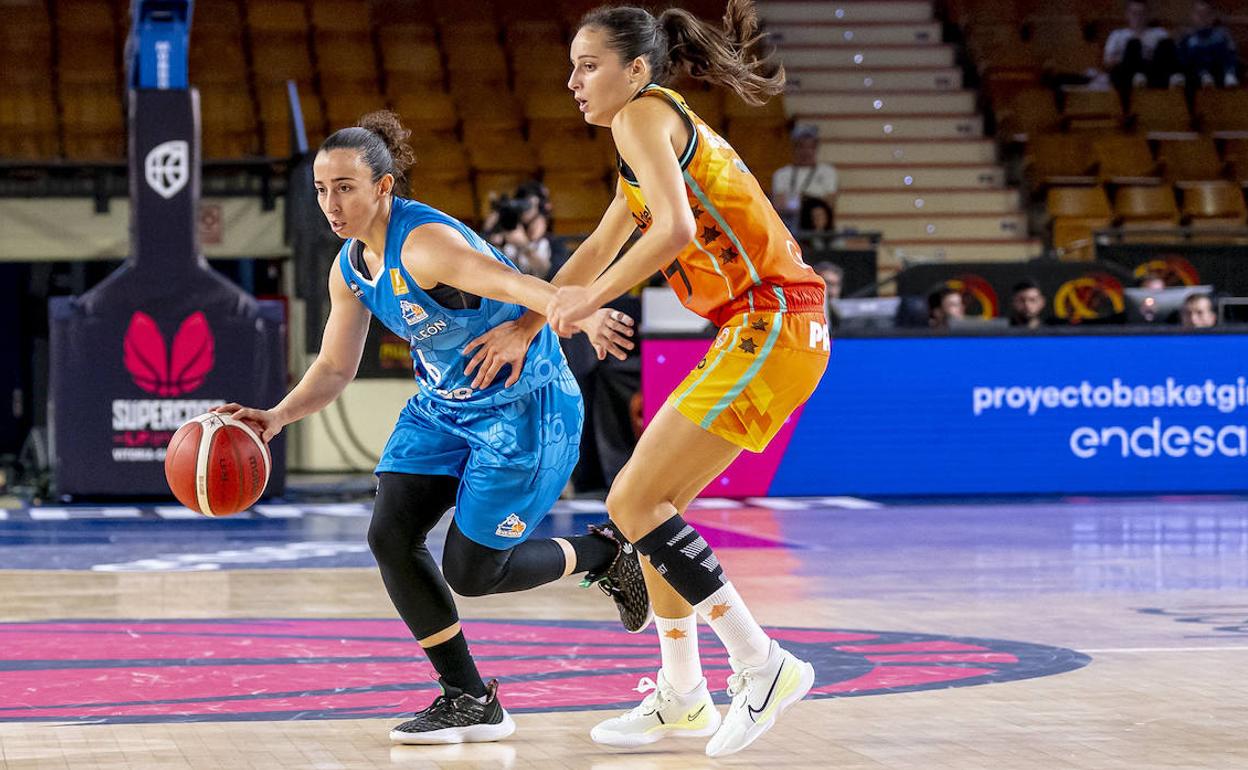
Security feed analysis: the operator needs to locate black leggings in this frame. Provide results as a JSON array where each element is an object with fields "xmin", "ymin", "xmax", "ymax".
[{"xmin": 367, "ymin": 472, "xmax": 566, "ymax": 641}]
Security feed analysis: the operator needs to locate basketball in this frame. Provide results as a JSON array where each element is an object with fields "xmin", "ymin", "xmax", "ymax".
[{"xmin": 164, "ymin": 412, "xmax": 271, "ymax": 517}]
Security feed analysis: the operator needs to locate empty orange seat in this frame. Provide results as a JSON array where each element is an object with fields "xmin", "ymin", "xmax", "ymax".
[
  {"xmin": 1194, "ymin": 90, "xmax": 1248, "ymax": 134},
  {"xmin": 382, "ymin": 43, "xmax": 445, "ymax": 94},
  {"xmin": 1047, "ymin": 185, "xmax": 1113, "ymax": 258},
  {"xmin": 679, "ymin": 87, "xmax": 725, "ymax": 132},
  {"xmin": 0, "ymin": 89, "xmax": 59, "ymax": 159},
  {"xmin": 246, "ymin": 1, "xmax": 307, "ymax": 34},
  {"xmin": 1156, "ymin": 137, "xmax": 1225, "ymax": 182},
  {"xmin": 545, "ymin": 171, "xmax": 613, "ymax": 235},
  {"xmin": 322, "ymin": 80, "xmax": 387, "ymax": 129},
  {"xmin": 466, "ymin": 134, "xmax": 538, "ymax": 174},
  {"xmin": 1129, "ymin": 89, "xmax": 1191, "ymax": 133},
  {"xmin": 391, "ymin": 91, "xmax": 459, "ymax": 135},
  {"xmin": 1061, "ymin": 88, "xmax": 1123, "ymax": 131},
  {"xmin": 199, "ymin": 85, "xmax": 260, "ymax": 159},
  {"xmin": 1025, "ymin": 133, "xmax": 1097, "ymax": 186},
  {"xmin": 408, "ymin": 131, "xmax": 470, "ymax": 175},
  {"xmin": 1093, "ymin": 135, "xmax": 1159, "ymax": 182},
  {"xmin": 994, "ymin": 87, "xmax": 1060, "ymax": 140},
  {"xmin": 411, "ymin": 171, "xmax": 478, "ymax": 223},
  {"xmin": 310, "ymin": 0, "xmax": 370, "ymax": 33},
  {"xmin": 1179, "ymin": 180, "xmax": 1248, "ymax": 228},
  {"xmin": 316, "ymin": 33, "xmax": 378, "ymax": 85},
  {"xmin": 1115, "ymin": 185, "xmax": 1180, "ymax": 228},
  {"xmin": 251, "ymin": 39, "xmax": 315, "ymax": 83}
]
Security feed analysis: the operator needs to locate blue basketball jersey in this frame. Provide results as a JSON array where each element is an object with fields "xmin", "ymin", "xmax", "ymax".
[{"xmin": 337, "ymin": 197, "xmax": 566, "ymax": 407}]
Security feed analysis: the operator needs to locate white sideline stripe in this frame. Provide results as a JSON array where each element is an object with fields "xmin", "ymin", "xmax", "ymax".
[
  {"xmin": 688, "ymin": 498, "xmax": 746, "ymax": 509},
  {"xmin": 745, "ymin": 497, "xmax": 808, "ymax": 510},
  {"xmin": 816, "ymin": 496, "xmax": 884, "ymax": 510},
  {"xmin": 253, "ymin": 505, "xmax": 304, "ymax": 518},
  {"xmin": 154, "ymin": 506, "xmax": 202, "ymax": 519},
  {"xmin": 29, "ymin": 507, "xmax": 143, "ymax": 520},
  {"xmin": 1081, "ymin": 646, "xmax": 1248, "ymax": 653}
]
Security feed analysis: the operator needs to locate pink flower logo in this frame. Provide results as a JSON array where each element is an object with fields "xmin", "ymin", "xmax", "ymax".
[{"xmin": 123, "ymin": 311, "xmax": 215, "ymax": 396}]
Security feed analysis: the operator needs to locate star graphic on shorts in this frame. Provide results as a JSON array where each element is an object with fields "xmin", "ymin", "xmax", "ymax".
[
  {"xmin": 691, "ymin": 203, "xmax": 705, "ymax": 219},
  {"xmin": 708, "ymin": 603, "xmax": 731, "ymax": 620},
  {"xmin": 664, "ymin": 628, "xmax": 688, "ymax": 640},
  {"xmin": 738, "ymin": 337, "xmax": 758, "ymax": 354},
  {"xmin": 717, "ymin": 245, "xmax": 738, "ymax": 264},
  {"xmin": 700, "ymin": 224, "xmax": 722, "ymax": 245},
  {"xmin": 751, "ymin": 318, "xmax": 768, "ymax": 332}
]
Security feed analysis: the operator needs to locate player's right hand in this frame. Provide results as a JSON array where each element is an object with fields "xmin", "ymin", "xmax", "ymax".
[{"xmin": 213, "ymin": 403, "xmax": 285, "ymax": 443}]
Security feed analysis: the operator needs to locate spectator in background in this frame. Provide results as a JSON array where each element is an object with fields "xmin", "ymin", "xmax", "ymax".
[
  {"xmin": 1177, "ymin": 0, "xmax": 1240, "ymax": 88},
  {"xmin": 1180, "ymin": 292, "xmax": 1217, "ymax": 328},
  {"xmin": 483, "ymin": 181, "xmax": 553, "ymax": 278},
  {"xmin": 814, "ymin": 261, "xmax": 843, "ymax": 330},
  {"xmin": 771, "ymin": 124, "xmax": 838, "ymax": 233},
  {"xmin": 1101, "ymin": 0, "xmax": 1178, "ymax": 94},
  {"xmin": 928, "ymin": 286, "xmax": 965, "ymax": 330},
  {"xmin": 1139, "ymin": 271, "xmax": 1167, "ymax": 291},
  {"xmin": 1009, "ymin": 279, "xmax": 1049, "ymax": 329}
]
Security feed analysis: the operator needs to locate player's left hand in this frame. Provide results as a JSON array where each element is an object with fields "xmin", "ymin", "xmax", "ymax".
[
  {"xmin": 547, "ymin": 286, "xmax": 598, "ymax": 337},
  {"xmin": 578, "ymin": 308, "xmax": 636, "ymax": 360},
  {"xmin": 462, "ymin": 320, "xmax": 536, "ymax": 389}
]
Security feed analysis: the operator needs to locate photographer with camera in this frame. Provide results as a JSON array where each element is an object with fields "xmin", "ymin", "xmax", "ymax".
[{"xmin": 483, "ymin": 181, "xmax": 554, "ymax": 279}]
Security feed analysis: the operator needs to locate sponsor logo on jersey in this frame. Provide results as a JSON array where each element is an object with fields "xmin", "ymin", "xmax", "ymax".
[
  {"xmin": 348, "ymin": 280, "xmax": 363, "ymax": 298},
  {"xmin": 495, "ymin": 513, "xmax": 527, "ymax": 538},
  {"xmin": 389, "ymin": 268, "xmax": 409, "ymax": 296},
  {"xmin": 412, "ymin": 319, "xmax": 447, "ymax": 341},
  {"xmin": 399, "ymin": 299, "xmax": 428, "ymax": 325}
]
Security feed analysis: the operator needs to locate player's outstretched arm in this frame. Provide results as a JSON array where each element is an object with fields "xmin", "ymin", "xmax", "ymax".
[
  {"xmin": 403, "ymin": 223, "xmax": 559, "ymax": 316},
  {"xmin": 547, "ymin": 99, "xmax": 695, "ymax": 335},
  {"xmin": 217, "ymin": 262, "xmax": 371, "ymax": 441}
]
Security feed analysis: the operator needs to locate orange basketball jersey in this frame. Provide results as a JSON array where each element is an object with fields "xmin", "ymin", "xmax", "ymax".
[{"xmin": 618, "ymin": 84, "xmax": 825, "ymax": 327}]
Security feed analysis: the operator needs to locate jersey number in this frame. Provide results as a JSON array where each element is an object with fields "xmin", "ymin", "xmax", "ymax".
[
  {"xmin": 415, "ymin": 348, "xmax": 443, "ymax": 386},
  {"xmin": 663, "ymin": 259, "xmax": 693, "ymax": 299}
]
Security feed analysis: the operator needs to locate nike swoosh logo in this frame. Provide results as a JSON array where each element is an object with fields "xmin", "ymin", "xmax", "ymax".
[
  {"xmin": 688, "ymin": 703, "xmax": 707, "ymax": 722},
  {"xmin": 747, "ymin": 660, "xmax": 784, "ymax": 723}
]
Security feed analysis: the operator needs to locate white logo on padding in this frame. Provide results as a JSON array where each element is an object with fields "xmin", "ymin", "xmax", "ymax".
[{"xmin": 145, "ymin": 140, "xmax": 189, "ymax": 199}]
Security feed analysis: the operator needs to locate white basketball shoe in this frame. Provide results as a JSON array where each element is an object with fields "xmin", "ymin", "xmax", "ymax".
[
  {"xmin": 590, "ymin": 671, "xmax": 721, "ymax": 748},
  {"xmin": 704, "ymin": 640, "xmax": 816, "ymax": 757}
]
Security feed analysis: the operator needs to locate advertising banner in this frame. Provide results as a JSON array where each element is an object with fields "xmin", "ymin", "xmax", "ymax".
[
  {"xmin": 48, "ymin": 86, "xmax": 286, "ymax": 499},
  {"xmin": 643, "ymin": 333, "xmax": 1248, "ymax": 496}
]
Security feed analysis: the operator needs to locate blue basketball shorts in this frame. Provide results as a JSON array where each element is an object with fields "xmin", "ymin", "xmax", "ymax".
[{"xmin": 375, "ymin": 367, "xmax": 584, "ymax": 549}]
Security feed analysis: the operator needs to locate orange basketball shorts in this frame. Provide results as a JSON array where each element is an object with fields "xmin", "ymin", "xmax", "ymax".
[{"xmin": 667, "ymin": 311, "xmax": 830, "ymax": 453}]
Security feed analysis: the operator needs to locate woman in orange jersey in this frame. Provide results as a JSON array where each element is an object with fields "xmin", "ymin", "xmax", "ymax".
[{"xmin": 544, "ymin": 1, "xmax": 829, "ymax": 758}]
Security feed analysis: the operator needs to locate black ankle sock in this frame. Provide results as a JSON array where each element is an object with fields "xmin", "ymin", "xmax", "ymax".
[
  {"xmin": 423, "ymin": 631, "xmax": 487, "ymax": 698},
  {"xmin": 634, "ymin": 514, "xmax": 725, "ymax": 606},
  {"xmin": 568, "ymin": 529, "xmax": 620, "ymax": 575}
]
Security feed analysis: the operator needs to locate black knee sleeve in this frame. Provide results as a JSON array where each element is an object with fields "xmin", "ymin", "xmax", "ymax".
[
  {"xmin": 442, "ymin": 520, "xmax": 564, "ymax": 597},
  {"xmin": 369, "ymin": 473, "xmax": 461, "ymax": 640},
  {"xmin": 634, "ymin": 514, "xmax": 726, "ymax": 606}
]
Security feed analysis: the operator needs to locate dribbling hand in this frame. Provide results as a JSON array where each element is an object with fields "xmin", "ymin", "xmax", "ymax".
[{"xmin": 213, "ymin": 403, "xmax": 284, "ymax": 443}]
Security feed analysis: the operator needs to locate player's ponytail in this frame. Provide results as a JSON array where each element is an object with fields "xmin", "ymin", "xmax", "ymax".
[
  {"xmin": 320, "ymin": 110, "xmax": 416, "ymax": 194},
  {"xmin": 580, "ymin": 1, "xmax": 784, "ymax": 107},
  {"xmin": 659, "ymin": 1, "xmax": 784, "ymax": 106}
]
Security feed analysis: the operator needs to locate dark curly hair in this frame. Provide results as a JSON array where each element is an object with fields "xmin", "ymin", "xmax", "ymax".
[
  {"xmin": 319, "ymin": 110, "xmax": 416, "ymax": 194},
  {"xmin": 580, "ymin": 0, "xmax": 784, "ymax": 106}
]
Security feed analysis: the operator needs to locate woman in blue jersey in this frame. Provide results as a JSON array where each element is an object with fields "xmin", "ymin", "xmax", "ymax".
[{"xmin": 216, "ymin": 111, "xmax": 648, "ymax": 745}]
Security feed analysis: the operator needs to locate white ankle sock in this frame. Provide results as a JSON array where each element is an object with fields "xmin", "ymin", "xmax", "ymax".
[
  {"xmin": 655, "ymin": 614, "xmax": 702, "ymax": 694},
  {"xmin": 694, "ymin": 582, "xmax": 770, "ymax": 667}
]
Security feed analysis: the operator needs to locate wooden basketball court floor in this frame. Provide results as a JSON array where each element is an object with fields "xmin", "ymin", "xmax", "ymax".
[{"xmin": 0, "ymin": 493, "xmax": 1246, "ymax": 769}]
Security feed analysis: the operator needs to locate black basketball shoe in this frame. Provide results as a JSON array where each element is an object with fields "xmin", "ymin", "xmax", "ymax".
[
  {"xmin": 389, "ymin": 679, "xmax": 515, "ymax": 744},
  {"xmin": 581, "ymin": 522, "xmax": 653, "ymax": 633}
]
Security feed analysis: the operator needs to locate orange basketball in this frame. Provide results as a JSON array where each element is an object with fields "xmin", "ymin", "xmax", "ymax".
[{"xmin": 164, "ymin": 412, "xmax": 271, "ymax": 517}]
